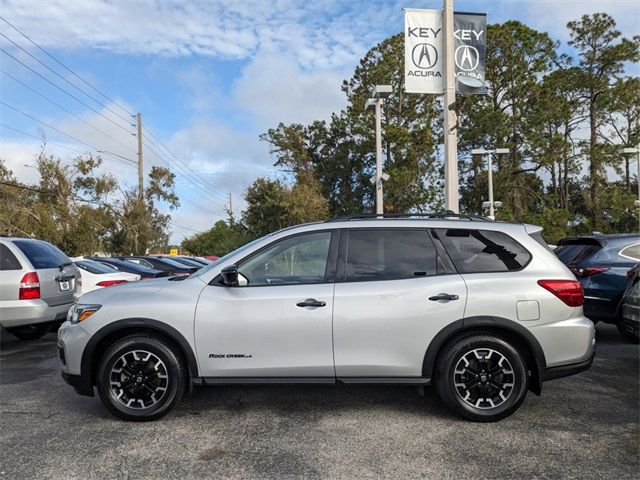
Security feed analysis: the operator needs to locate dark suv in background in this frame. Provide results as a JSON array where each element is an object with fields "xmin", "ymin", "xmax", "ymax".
[{"xmin": 555, "ymin": 234, "xmax": 640, "ymax": 335}]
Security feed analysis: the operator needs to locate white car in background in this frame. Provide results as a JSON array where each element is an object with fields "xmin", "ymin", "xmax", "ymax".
[{"xmin": 71, "ymin": 258, "xmax": 139, "ymax": 295}]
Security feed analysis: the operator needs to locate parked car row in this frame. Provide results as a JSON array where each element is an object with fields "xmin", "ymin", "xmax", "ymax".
[{"xmin": 0, "ymin": 237, "xmax": 214, "ymax": 341}]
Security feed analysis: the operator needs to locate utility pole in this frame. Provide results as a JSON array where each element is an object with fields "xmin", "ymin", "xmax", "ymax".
[
  {"xmin": 443, "ymin": 0, "xmax": 458, "ymax": 213},
  {"xmin": 136, "ymin": 112, "xmax": 144, "ymax": 200},
  {"xmin": 228, "ymin": 192, "xmax": 233, "ymax": 217},
  {"xmin": 619, "ymin": 146, "xmax": 640, "ymax": 233}
]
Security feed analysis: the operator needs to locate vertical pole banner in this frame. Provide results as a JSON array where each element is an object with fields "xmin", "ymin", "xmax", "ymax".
[
  {"xmin": 404, "ymin": 9, "xmax": 443, "ymax": 94},
  {"xmin": 453, "ymin": 12, "xmax": 487, "ymax": 95}
]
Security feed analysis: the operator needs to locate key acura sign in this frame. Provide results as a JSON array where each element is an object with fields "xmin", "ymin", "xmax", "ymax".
[{"xmin": 404, "ymin": 9, "xmax": 487, "ymax": 95}]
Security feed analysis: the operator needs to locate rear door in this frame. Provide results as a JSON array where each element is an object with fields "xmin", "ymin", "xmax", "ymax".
[
  {"xmin": 332, "ymin": 228, "xmax": 467, "ymax": 378},
  {"xmin": 12, "ymin": 240, "xmax": 78, "ymax": 306}
]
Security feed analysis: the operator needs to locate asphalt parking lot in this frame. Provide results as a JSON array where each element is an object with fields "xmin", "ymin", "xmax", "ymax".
[{"xmin": 0, "ymin": 323, "xmax": 638, "ymax": 480}]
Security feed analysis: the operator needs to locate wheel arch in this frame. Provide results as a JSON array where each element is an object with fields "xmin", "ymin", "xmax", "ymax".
[
  {"xmin": 422, "ymin": 316, "xmax": 546, "ymax": 395},
  {"xmin": 81, "ymin": 318, "xmax": 199, "ymax": 387}
]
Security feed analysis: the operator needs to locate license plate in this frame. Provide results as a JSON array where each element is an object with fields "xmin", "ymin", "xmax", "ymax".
[{"xmin": 59, "ymin": 280, "xmax": 71, "ymax": 292}]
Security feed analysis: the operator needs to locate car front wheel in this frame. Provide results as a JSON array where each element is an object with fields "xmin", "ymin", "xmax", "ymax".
[
  {"xmin": 435, "ymin": 333, "xmax": 529, "ymax": 422},
  {"xmin": 96, "ymin": 334, "xmax": 186, "ymax": 421}
]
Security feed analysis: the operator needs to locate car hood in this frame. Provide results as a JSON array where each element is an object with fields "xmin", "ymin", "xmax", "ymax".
[{"xmin": 77, "ymin": 276, "xmax": 173, "ymax": 304}]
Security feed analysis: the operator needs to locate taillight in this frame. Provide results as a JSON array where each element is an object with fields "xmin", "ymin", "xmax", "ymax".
[
  {"xmin": 569, "ymin": 266, "xmax": 609, "ymax": 278},
  {"xmin": 96, "ymin": 280, "xmax": 128, "ymax": 287},
  {"xmin": 19, "ymin": 272, "xmax": 40, "ymax": 300},
  {"xmin": 538, "ymin": 279, "xmax": 584, "ymax": 307}
]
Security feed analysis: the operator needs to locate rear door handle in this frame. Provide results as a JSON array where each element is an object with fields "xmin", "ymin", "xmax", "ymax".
[
  {"xmin": 428, "ymin": 293, "xmax": 459, "ymax": 301},
  {"xmin": 296, "ymin": 298, "xmax": 326, "ymax": 308}
]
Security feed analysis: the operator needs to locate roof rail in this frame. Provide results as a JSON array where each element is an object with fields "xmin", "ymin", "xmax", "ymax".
[{"xmin": 326, "ymin": 211, "xmax": 493, "ymax": 222}]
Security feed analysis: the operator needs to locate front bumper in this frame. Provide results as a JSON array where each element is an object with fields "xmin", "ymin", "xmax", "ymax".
[{"xmin": 61, "ymin": 372, "xmax": 94, "ymax": 397}]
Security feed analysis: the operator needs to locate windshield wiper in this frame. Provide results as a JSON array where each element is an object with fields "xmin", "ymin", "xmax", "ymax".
[{"xmin": 58, "ymin": 261, "xmax": 72, "ymax": 271}]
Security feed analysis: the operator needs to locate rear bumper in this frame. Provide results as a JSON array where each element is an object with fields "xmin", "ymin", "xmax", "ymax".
[
  {"xmin": 542, "ymin": 352, "xmax": 595, "ymax": 381},
  {"xmin": 61, "ymin": 372, "xmax": 94, "ymax": 397},
  {"xmin": 0, "ymin": 300, "xmax": 71, "ymax": 328}
]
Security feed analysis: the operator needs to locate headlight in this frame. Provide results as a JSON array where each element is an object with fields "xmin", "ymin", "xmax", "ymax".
[{"xmin": 67, "ymin": 304, "xmax": 101, "ymax": 324}]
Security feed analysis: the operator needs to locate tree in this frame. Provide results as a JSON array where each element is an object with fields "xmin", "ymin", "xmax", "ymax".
[
  {"xmin": 567, "ymin": 13, "xmax": 640, "ymax": 230},
  {"xmin": 181, "ymin": 218, "xmax": 249, "ymax": 256}
]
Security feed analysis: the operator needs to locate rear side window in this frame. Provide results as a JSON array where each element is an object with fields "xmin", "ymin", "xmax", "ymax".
[
  {"xmin": 0, "ymin": 244, "xmax": 22, "ymax": 270},
  {"xmin": 435, "ymin": 229, "xmax": 531, "ymax": 273},
  {"xmin": 344, "ymin": 229, "xmax": 437, "ymax": 282},
  {"xmin": 13, "ymin": 240, "xmax": 70, "ymax": 269},
  {"xmin": 619, "ymin": 243, "xmax": 640, "ymax": 261}
]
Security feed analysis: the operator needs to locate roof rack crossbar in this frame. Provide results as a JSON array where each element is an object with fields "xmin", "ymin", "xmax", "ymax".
[{"xmin": 325, "ymin": 211, "xmax": 493, "ymax": 222}]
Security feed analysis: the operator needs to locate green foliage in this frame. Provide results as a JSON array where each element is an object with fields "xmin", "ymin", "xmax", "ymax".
[{"xmin": 181, "ymin": 219, "xmax": 249, "ymax": 256}]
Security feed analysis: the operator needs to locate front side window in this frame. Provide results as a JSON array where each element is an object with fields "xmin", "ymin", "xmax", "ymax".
[
  {"xmin": 343, "ymin": 229, "xmax": 437, "ymax": 282},
  {"xmin": 435, "ymin": 229, "xmax": 531, "ymax": 273},
  {"xmin": 238, "ymin": 232, "xmax": 332, "ymax": 286}
]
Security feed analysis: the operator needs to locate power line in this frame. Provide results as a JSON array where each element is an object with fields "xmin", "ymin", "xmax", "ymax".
[
  {"xmin": 143, "ymin": 125, "xmax": 229, "ymax": 198},
  {"xmin": 0, "ymin": 48, "xmax": 134, "ymax": 136},
  {"xmin": 0, "ymin": 68, "xmax": 136, "ymax": 155},
  {"xmin": 142, "ymin": 139, "xmax": 228, "ymax": 203},
  {"xmin": 0, "ymin": 29, "xmax": 133, "ymax": 126},
  {"xmin": 0, "ymin": 102, "xmax": 137, "ymax": 164},
  {"xmin": 0, "ymin": 14, "xmax": 134, "ymax": 119},
  {"xmin": 0, "ymin": 123, "xmax": 136, "ymax": 168}
]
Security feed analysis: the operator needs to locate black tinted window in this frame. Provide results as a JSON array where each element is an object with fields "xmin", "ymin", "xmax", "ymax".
[
  {"xmin": 76, "ymin": 259, "xmax": 117, "ymax": 274},
  {"xmin": 344, "ymin": 229, "xmax": 437, "ymax": 281},
  {"xmin": 13, "ymin": 240, "xmax": 70, "ymax": 269},
  {"xmin": 435, "ymin": 229, "xmax": 531, "ymax": 273},
  {"xmin": 0, "ymin": 244, "xmax": 21, "ymax": 270},
  {"xmin": 555, "ymin": 243, "xmax": 600, "ymax": 264}
]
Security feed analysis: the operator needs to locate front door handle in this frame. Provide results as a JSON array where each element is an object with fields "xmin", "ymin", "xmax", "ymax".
[
  {"xmin": 428, "ymin": 293, "xmax": 459, "ymax": 301},
  {"xmin": 296, "ymin": 298, "xmax": 326, "ymax": 308}
]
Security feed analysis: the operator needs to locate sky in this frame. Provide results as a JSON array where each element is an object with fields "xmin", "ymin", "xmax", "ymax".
[{"xmin": 0, "ymin": 0, "xmax": 638, "ymax": 245}]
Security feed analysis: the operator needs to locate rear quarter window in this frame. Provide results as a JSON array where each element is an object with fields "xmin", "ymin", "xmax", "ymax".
[
  {"xmin": 0, "ymin": 244, "xmax": 22, "ymax": 270},
  {"xmin": 12, "ymin": 240, "xmax": 71, "ymax": 269},
  {"xmin": 434, "ymin": 229, "xmax": 531, "ymax": 273},
  {"xmin": 619, "ymin": 243, "xmax": 640, "ymax": 262}
]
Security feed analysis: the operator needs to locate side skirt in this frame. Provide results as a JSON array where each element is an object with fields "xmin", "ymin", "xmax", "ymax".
[{"xmin": 194, "ymin": 377, "xmax": 431, "ymax": 386}]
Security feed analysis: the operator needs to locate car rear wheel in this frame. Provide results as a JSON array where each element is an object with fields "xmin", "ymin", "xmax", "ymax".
[
  {"xmin": 96, "ymin": 334, "xmax": 186, "ymax": 421},
  {"xmin": 434, "ymin": 333, "xmax": 529, "ymax": 422},
  {"xmin": 6, "ymin": 323, "xmax": 52, "ymax": 341}
]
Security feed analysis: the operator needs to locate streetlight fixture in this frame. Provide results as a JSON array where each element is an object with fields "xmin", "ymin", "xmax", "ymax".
[
  {"xmin": 471, "ymin": 148, "xmax": 509, "ymax": 220},
  {"xmin": 365, "ymin": 85, "xmax": 392, "ymax": 215},
  {"xmin": 619, "ymin": 146, "xmax": 640, "ymax": 233}
]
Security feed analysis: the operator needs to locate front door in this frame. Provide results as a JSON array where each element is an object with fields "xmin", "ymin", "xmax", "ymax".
[
  {"xmin": 195, "ymin": 230, "xmax": 337, "ymax": 378},
  {"xmin": 332, "ymin": 228, "xmax": 468, "ymax": 378}
]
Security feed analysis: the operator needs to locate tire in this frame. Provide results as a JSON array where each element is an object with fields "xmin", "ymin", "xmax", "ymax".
[
  {"xmin": 617, "ymin": 318, "xmax": 639, "ymax": 344},
  {"xmin": 96, "ymin": 334, "xmax": 186, "ymax": 421},
  {"xmin": 7, "ymin": 323, "xmax": 52, "ymax": 341},
  {"xmin": 434, "ymin": 333, "xmax": 529, "ymax": 422}
]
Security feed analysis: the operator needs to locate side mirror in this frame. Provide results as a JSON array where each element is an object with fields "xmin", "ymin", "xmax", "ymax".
[{"xmin": 220, "ymin": 264, "xmax": 239, "ymax": 286}]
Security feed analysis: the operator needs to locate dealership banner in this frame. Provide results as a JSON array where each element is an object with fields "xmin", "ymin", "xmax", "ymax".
[
  {"xmin": 404, "ymin": 9, "xmax": 487, "ymax": 95},
  {"xmin": 404, "ymin": 8, "xmax": 443, "ymax": 94},
  {"xmin": 453, "ymin": 12, "xmax": 487, "ymax": 94}
]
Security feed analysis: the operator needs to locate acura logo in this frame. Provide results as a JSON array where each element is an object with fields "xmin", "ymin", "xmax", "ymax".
[
  {"xmin": 455, "ymin": 45, "xmax": 479, "ymax": 71},
  {"xmin": 411, "ymin": 43, "xmax": 438, "ymax": 69}
]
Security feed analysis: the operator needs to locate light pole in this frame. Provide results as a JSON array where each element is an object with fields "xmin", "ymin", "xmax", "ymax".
[
  {"xmin": 619, "ymin": 146, "xmax": 640, "ymax": 233},
  {"xmin": 471, "ymin": 148, "xmax": 509, "ymax": 219},
  {"xmin": 365, "ymin": 85, "xmax": 392, "ymax": 215}
]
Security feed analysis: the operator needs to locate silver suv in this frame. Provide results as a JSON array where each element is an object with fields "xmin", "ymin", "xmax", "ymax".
[
  {"xmin": 1, "ymin": 237, "xmax": 80, "ymax": 340},
  {"xmin": 58, "ymin": 215, "xmax": 595, "ymax": 422}
]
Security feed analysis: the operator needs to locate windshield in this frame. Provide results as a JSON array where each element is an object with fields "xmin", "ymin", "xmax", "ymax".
[
  {"xmin": 190, "ymin": 235, "xmax": 270, "ymax": 278},
  {"xmin": 555, "ymin": 243, "xmax": 601, "ymax": 264}
]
